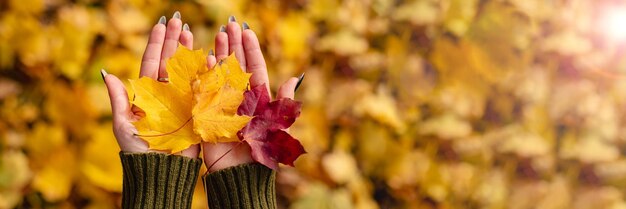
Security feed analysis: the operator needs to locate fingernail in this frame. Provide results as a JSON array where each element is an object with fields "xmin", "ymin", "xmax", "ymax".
[
  {"xmin": 219, "ymin": 25, "xmax": 226, "ymax": 32},
  {"xmin": 158, "ymin": 16, "xmax": 166, "ymax": 25},
  {"xmin": 229, "ymin": 15, "xmax": 236, "ymax": 22},
  {"xmin": 209, "ymin": 49, "xmax": 214, "ymax": 56},
  {"xmin": 100, "ymin": 69, "xmax": 108, "ymax": 82},
  {"xmin": 242, "ymin": 22, "xmax": 250, "ymax": 30},
  {"xmin": 294, "ymin": 72, "xmax": 305, "ymax": 93},
  {"xmin": 173, "ymin": 11, "xmax": 181, "ymax": 19},
  {"xmin": 183, "ymin": 23, "xmax": 190, "ymax": 31}
]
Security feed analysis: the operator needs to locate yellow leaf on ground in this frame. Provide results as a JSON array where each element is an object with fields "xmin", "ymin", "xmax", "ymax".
[
  {"xmin": 81, "ymin": 123, "xmax": 122, "ymax": 192},
  {"xmin": 0, "ymin": 150, "xmax": 31, "ymax": 209},
  {"xmin": 354, "ymin": 86, "xmax": 406, "ymax": 133},
  {"xmin": 32, "ymin": 147, "xmax": 75, "ymax": 202}
]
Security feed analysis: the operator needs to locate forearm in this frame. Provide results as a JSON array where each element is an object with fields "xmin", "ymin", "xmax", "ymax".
[
  {"xmin": 203, "ymin": 163, "xmax": 277, "ymax": 209},
  {"xmin": 120, "ymin": 152, "xmax": 202, "ymax": 209}
]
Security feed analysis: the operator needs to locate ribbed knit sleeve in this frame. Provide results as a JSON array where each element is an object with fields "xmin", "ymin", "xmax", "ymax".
[
  {"xmin": 119, "ymin": 152, "xmax": 202, "ymax": 209},
  {"xmin": 203, "ymin": 163, "xmax": 277, "ymax": 209}
]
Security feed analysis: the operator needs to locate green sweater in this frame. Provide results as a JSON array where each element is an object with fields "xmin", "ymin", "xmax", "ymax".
[{"xmin": 119, "ymin": 152, "xmax": 276, "ymax": 209}]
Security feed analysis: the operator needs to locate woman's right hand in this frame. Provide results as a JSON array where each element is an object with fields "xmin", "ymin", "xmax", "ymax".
[
  {"xmin": 102, "ymin": 12, "xmax": 200, "ymax": 158},
  {"xmin": 202, "ymin": 17, "xmax": 300, "ymax": 172}
]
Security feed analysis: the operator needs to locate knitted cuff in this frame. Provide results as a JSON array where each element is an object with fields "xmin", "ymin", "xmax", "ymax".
[
  {"xmin": 120, "ymin": 152, "xmax": 202, "ymax": 209},
  {"xmin": 203, "ymin": 163, "xmax": 277, "ymax": 209}
]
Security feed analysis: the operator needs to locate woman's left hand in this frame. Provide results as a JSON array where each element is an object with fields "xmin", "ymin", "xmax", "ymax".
[{"xmin": 103, "ymin": 12, "xmax": 200, "ymax": 158}]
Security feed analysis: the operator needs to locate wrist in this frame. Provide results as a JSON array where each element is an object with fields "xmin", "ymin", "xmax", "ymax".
[
  {"xmin": 119, "ymin": 152, "xmax": 202, "ymax": 209},
  {"xmin": 202, "ymin": 142, "xmax": 254, "ymax": 172},
  {"xmin": 203, "ymin": 163, "xmax": 276, "ymax": 209}
]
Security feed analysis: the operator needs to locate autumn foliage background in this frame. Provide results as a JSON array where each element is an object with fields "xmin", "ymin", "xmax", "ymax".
[{"xmin": 4, "ymin": 0, "xmax": 626, "ymax": 208}]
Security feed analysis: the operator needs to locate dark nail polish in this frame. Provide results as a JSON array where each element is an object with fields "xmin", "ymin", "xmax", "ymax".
[
  {"xmin": 173, "ymin": 11, "xmax": 181, "ymax": 19},
  {"xmin": 242, "ymin": 22, "xmax": 250, "ymax": 30},
  {"xmin": 229, "ymin": 15, "xmax": 236, "ymax": 22},
  {"xmin": 219, "ymin": 25, "xmax": 226, "ymax": 32},
  {"xmin": 294, "ymin": 72, "xmax": 305, "ymax": 93},
  {"xmin": 209, "ymin": 49, "xmax": 214, "ymax": 56},
  {"xmin": 183, "ymin": 23, "xmax": 190, "ymax": 31},
  {"xmin": 158, "ymin": 16, "xmax": 166, "ymax": 25},
  {"xmin": 100, "ymin": 69, "xmax": 108, "ymax": 82}
]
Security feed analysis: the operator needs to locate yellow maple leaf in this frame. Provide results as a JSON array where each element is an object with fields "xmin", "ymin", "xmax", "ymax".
[{"xmin": 129, "ymin": 46, "xmax": 252, "ymax": 153}]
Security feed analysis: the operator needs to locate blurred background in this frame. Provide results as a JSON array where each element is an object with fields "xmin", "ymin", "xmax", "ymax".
[{"xmin": 3, "ymin": 0, "xmax": 626, "ymax": 208}]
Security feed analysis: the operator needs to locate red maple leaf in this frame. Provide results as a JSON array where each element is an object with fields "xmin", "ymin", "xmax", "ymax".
[{"xmin": 237, "ymin": 84, "xmax": 306, "ymax": 170}]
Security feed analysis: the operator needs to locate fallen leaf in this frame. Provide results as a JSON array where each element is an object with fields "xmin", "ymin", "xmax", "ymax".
[
  {"xmin": 80, "ymin": 123, "xmax": 122, "ymax": 192},
  {"xmin": 322, "ymin": 150, "xmax": 359, "ymax": 184},
  {"xmin": 32, "ymin": 146, "xmax": 75, "ymax": 202},
  {"xmin": 0, "ymin": 150, "xmax": 31, "ymax": 209},
  {"xmin": 353, "ymin": 86, "xmax": 406, "ymax": 133}
]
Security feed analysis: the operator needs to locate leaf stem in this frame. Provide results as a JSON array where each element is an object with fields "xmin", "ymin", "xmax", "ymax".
[
  {"xmin": 206, "ymin": 140, "xmax": 246, "ymax": 172},
  {"xmin": 133, "ymin": 117, "xmax": 193, "ymax": 137}
]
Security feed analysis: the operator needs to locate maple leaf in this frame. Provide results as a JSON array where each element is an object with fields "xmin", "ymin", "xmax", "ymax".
[
  {"xmin": 130, "ymin": 47, "xmax": 252, "ymax": 153},
  {"xmin": 237, "ymin": 84, "xmax": 306, "ymax": 170}
]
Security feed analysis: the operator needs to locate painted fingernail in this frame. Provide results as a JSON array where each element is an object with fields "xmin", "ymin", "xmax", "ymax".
[
  {"xmin": 183, "ymin": 23, "xmax": 190, "ymax": 31},
  {"xmin": 100, "ymin": 69, "xmax": 108, "ymax": 82},
  {"xmin": 173, "ymin": 11, "xmax": 181, "ymax": 19},
  {"xmin": 294, "ymin": 72, "xmax": 305, "ymax": 93},
  {"xmin": 158, "ymin": 16, "xmax": 166, "ymax": 25},
  {"xmin": 219, "ymin": 25, "xmax": 226, "ymax": 32},
  {"xmin": 209, "ymin": 49, "xmax": 214, "ymax": 56},
  {"xmin": 242, "ymin": 22, "xmax": 250, "ymax": 30},
  {"xmin": 229, "ymin": 15, "xmax": 236, "ymax": 22}
]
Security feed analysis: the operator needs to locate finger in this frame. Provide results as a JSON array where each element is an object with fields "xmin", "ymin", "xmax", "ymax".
[
  {"xmin": 277, "ymin": 77, "xmax": 299, "ymax": 100},
  {"xmin": 179, "ymin": 23, "xmax": 193, "ymax": 49},
  {"xmin": 207, "ymin": 49, "xmax": 217, "ymax": 69},
  {"xmin": 158, "ymin": 11, "xmax": 183, "ymax": 79},
  {"xmin": 215, "ymin": 25, "xmax": 229, "ymax": 60},
  {"xmin": 139, "ymin": 16, "xmax": 166, "ymax": 79},
  {"xmin": 242, "ymin": 26, "xmax": 270, "ymax": 90},
  {"xmin": 102, "ymin": 69, "xmax": 131, "ymax": 120},
  {"xmin": 226, "ymin": 16, "xmax": 246, "ymax": 69}
]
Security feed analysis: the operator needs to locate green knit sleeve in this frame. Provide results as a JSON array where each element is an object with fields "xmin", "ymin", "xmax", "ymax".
[
  {"xmin": 119, "ymin": 152, "xmax": 202, "ymax": 209},
  {"xmin": 203, "ymin": 163, "xmax": 277, "ymax": 209}
]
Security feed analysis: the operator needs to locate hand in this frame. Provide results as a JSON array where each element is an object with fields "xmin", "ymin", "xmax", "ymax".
[
  {"xmin": 103, "ymin": 12, "xmax": 200, "ymax": 158},
  {"xmin": 202, "ymin": 17, "xmax": 300, "ymax": 172}
]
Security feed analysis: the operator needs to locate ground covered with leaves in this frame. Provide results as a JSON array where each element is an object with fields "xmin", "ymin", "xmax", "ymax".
[{"xmin": 3, "ymin": 0, "xmax": 626, "ymax": 208}]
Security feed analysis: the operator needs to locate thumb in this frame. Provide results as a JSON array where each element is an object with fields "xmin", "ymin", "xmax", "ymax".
[
  {"xmin": 275, "ymin": 76, "xmax": 301, "ymax": 134},
  {"xmin": 276, "ymin": 77, "xmax": 300, "ymax": 100},
  {"xmin": 102, "ymin": 69, "xmax": 131, "ymax": 120}
]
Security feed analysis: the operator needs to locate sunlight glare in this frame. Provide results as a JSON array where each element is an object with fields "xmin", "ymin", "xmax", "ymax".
[{"xmin": 602, "ymin": 8, "xmax": 626, "ymax": 41}]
